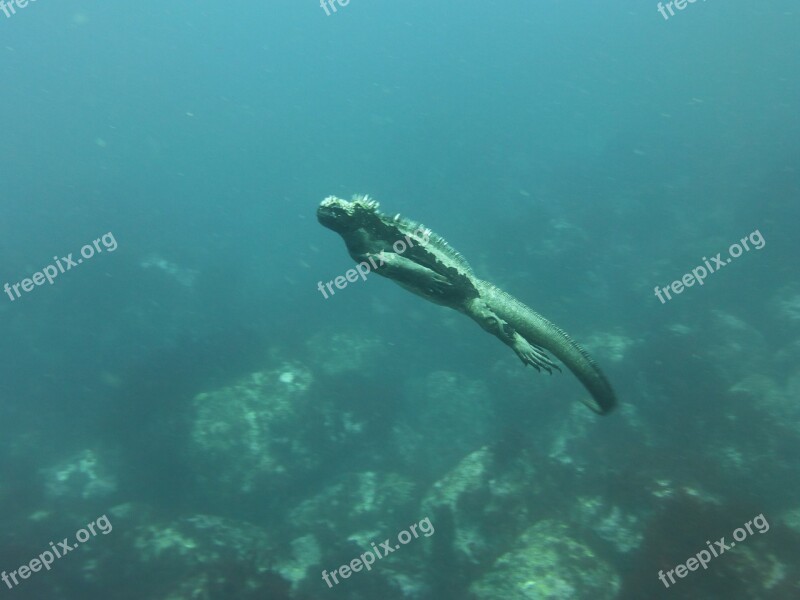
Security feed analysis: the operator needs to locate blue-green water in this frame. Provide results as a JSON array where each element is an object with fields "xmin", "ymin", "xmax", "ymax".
[{"xmin": 1, "ymin": 2, "xmax": 798, "ymax": 599}]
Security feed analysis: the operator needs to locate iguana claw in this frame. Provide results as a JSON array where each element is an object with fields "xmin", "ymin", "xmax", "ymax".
[{"xmin": 514, "ymin": 338, "xmax": 561, "ymax": 374}]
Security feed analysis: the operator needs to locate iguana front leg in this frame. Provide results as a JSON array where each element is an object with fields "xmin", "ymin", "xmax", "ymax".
[
  {"xmin": 361, "ymin": 251, "xmax": 454, "ymax": 296},
  {"xmin": 465, "ymin": 299, "xmax": 561, "ymax": 374}
]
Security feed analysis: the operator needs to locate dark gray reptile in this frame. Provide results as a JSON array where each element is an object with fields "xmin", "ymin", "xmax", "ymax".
[{"xmin": 317, "ymin": 194, "xmax": 617, "ymax": 414}]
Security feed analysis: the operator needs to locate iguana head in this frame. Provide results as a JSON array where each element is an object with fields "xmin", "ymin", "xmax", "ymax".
[{"xmin": 317, "ymin": 195, "xmax": 382, "ymax": 234}]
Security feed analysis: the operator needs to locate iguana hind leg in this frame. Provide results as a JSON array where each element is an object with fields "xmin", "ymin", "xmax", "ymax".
[
  {"xmin": 511, "ymin": 333, "xmax": 561, "ymax": 374},
  {"xmin": 465, "ymin": 299, "xmax": 561, "ymax": 374}
]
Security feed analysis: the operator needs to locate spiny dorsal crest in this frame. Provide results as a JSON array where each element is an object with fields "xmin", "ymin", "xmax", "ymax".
[
  {"xmin": 352, "ymin": 194, "xmax": 474, "ymax": 276},
  {"xmin": 351, "ymin": 194, "xmax": 380, "ymax": 211}
]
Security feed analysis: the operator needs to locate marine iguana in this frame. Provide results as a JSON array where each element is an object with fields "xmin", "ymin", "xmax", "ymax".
[{"xmin": 317, "ymin": 195, "xmax": 617, "ymax": 414}]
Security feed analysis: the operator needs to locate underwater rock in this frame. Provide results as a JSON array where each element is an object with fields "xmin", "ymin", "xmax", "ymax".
[
  {"xmin": 572, "ymin": 496, "xmax": 643, "ymax": 554},
  {"xmin": 717, "ymin": 373, "xmax": 800, "ymax": 484},
  {"xmin": 547, "ymin": 403, "xmax": 597, "ymax": 469},
  {"xmin": 2, "ymin": 504, "xmax": 294, "ymax": 599},
  {"xmin": 188, "ymin": 361, "xmax": 315, "ymax": 494},
  {"xmin": 626, "ymin": 489, "xmax": 799, "ymax": 598},
  {"xmin": 286, "ymin": 471, "xmax": 425, "ymax": 598},
  {"xmin": 420, "ymin": 446, "xmax": 544, "ymax": 570},
  {"xmin": 274, "ymin": 534, "xmax": 322, "ymax": 592},
  {"xmin": 581, "ymin": 330, "xmax": 637, "ymax": 364},
  {"xmin": 289, "ymin": 471, "xmax": 416, "ymax": 536},
  {"xmin": 117, "ymin": 509, "xmax": 288, "ymax": 599},
  {"xmin": 305, "ymin": 330, "xmax": 385, "ymax": 375},
  {"xmin": 392, "ymin": 370, "xmax": 495, "ymax": 475},
  {"xmin": 469, "ymin": 520, "xmax": 620, "ymax": 600},
  {"xmin": 41, "ymin": 448, "xmax": 117, "ymax": 501}
]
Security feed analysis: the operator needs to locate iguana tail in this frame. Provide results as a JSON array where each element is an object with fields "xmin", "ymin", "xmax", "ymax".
[{"xmin": 480, "ymin": 283, "xmax": 617, "ymax": 414}]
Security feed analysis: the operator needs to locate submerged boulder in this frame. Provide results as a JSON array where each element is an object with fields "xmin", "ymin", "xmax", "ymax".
[
  {"xmin": 188, "ymin": 362, "xmax": 315, "ymax": 494},
  {"xmin": 469, "ymin": 520, "xmax": 620, "ymax": 600}
]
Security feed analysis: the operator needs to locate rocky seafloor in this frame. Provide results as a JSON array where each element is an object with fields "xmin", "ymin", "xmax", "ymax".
[{"xmin": 4, "ymin": 315, "xmax": 800, "ymax": 600}]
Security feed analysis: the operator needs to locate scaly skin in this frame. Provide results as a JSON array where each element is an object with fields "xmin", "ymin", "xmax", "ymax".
[{"xmin": 317, "ymin": 195, "xmax": 617, "ymax": 414}]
